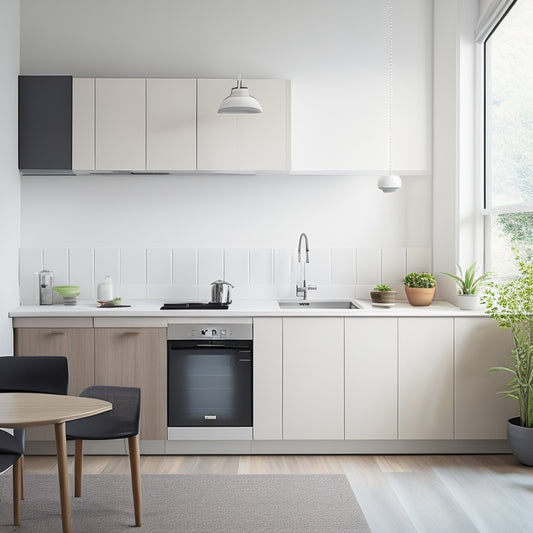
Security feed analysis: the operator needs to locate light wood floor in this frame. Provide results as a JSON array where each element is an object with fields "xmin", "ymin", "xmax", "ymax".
[{"xmin": 23, "ymin": 454, "xmax": 533, "ymax": 532}]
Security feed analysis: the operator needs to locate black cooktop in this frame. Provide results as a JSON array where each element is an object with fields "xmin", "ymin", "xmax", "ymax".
[{"xmin": 160, "ymin": 302, "xmax": 229, "ymax": 310}]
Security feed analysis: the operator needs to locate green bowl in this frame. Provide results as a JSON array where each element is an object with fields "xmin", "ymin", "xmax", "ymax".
[{"xmin": 53, "ymin": 285, "xmax": 81, "ymax": 297}]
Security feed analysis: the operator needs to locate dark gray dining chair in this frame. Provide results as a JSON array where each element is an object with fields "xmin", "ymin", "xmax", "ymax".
[
  {"xmin": 0, "ymin": 355, "xmax": 69, "ymax": 526},
  {"xmin": 66, "ymin": 386, "xmax": 142, "ymax": 527}
]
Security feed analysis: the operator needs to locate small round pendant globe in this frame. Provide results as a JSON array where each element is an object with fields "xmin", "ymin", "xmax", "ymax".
[{"xmin": 378, "ymin": 174, "xmax": 402, "ymax": 193}]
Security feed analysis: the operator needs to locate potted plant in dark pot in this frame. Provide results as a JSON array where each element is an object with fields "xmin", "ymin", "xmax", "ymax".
[
  {"xmin": 403, "ymin": 272, "xmax": 436, "ymax": 306},
  {"xmin": 442, "ymin": 262, "xmax": 491, "ymax": 310},
  {"xmin": 370, "ymin": 284, "xmax": 397, "ymax": 306},
  {"xmin": 481, "ymin": 251, "xmax": 533, "ymax": 465}
]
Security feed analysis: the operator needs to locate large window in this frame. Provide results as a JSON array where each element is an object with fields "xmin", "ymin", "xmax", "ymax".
[{"xmin": 484, "ymin": 0, "xmax": 533, "ymax": 275}]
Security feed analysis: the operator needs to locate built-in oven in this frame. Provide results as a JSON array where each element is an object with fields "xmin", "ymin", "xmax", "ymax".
[{"xmin": 167, "ymin": 319, "xmax": 252, "ymax": 440}]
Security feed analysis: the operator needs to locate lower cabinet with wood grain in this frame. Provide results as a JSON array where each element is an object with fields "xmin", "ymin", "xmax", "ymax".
[{"xmin": 13, "ymin": 318, "xmax": 167, "ymax": 442}]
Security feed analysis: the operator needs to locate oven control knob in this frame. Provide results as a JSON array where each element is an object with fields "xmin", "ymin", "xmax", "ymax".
[
  {"xmin": 212, "ymin": 329, "xmax": 217, "ymax": 336},
  {"xmin": 201, "ymin": 329, "xmax": 211, "ymax": 337}
]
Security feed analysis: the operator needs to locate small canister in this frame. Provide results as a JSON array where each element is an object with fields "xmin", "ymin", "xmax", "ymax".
[
  {"xmin": 39, "ymin": 270, "xmax": 54, "ymax": 305},
  {"xmin": 97, "ymin": 275, "xmax": 113, "ymax": 302}
]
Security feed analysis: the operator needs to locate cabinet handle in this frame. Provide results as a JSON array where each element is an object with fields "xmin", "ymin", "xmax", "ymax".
[
  {"xmin": 48, "ymin": 331, "xmax": 65, "ymax": 336},
  {"xmin": 122, "ymin": 330, "xmax": 141, "ymax": 335}
]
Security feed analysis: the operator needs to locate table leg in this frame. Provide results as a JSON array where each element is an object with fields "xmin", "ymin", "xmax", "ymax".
[{"xmin": 54, "ymin": 422, "xmax": 72, "ymax": 533}]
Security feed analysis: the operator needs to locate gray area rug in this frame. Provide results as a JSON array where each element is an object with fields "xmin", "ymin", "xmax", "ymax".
[{"xmin": 0, "ymin": 473, "xmax": 370, "ymax": 532}]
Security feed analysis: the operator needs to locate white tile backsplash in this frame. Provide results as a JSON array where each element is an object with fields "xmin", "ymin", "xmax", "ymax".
[
  {"xmin": 19, "ymin": 248, "xmax": 42, "ymax": 304},
  {"xmin": 69, "ymin": 248, "xmax": 94, "ymax": 299},
  {"xmin": 382, "ymin": 247, "xmax": 407, "ymax": 286},
  {"xmin": 17, "ymin": 246, "xmax": 432, "ymax": 303},
  {"xmin": 249, "ymin": 249, "xmax": 273, "ymax": 285},
  {"xmin": 331, "ymin": 248, "xmax": 356, "ymax": 285},
  {"xmin": 198, "ymin": 248, "xmax": 224, "ymax": 285},
  {"xmin": 356, "ymin": 248, "xmax": 381, "ymax": 285},
  {"xmin": 120, "ymin": 248, "xmax": 146, "ymax": 285},
  {"xmin": 43, "ymin": 248, "xmax": 69, "ymax": 287},
  {"xmin": 307, "ymin": 248, "xmax": 330, "ymax": 284},
  {"xmin": 94, "ymin": 248, "xmax": 120, "ymax": 288},
  {"xmin": 407, "ymin": 248, "xmax": 432, "ymax": 274},
  {"xmin": 172, "ymin": 248, "xmax": 197, "ymax": 286},
  {"xmin": 147, "ymin": 248, "xmax": 172, "ymax": 285},
  {"xmin": 224, "ymin": 249, "xmax": 249, "ymax": 286}
]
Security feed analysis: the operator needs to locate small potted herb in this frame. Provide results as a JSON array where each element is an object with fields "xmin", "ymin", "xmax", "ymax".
[
  {"xmin": 442, "ymin": 262, "xmax": 491, "ymax": 310},
  {"xmin": 370, "ymin": 284, "xmax": 397, "ymax": 305},
  {"xmin": 403, "ymin": 272, "xmax": 436, "ymax": 306}
]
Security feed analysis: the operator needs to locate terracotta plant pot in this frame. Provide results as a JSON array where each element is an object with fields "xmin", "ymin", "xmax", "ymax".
[
  {"xmin": 404, "ymin": 286, "xmax": 435, "ymax": 306},
  {"xmin": 370, "ymin": 291, "xmax": 397, "ymax": 304}
]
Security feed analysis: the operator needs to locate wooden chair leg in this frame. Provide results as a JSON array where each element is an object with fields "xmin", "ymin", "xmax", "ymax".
[
  {"xmin": 20, "ymin": 455, "xmax": 24, "ymax": 500},
  {"xmin": 74, "ymin": 440, "xmax": 83, "ymax": 497},
  {"xmin": 13, "ymin": 456, "xmax": 22, "ymax": 526},
  {"xmin": 127, "ymin": 435, "xmax": 142, "ymax": 527}
]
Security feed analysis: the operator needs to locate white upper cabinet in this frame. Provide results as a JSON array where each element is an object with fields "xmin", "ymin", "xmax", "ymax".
[
  {"xmin": 197, "ymin": 79, "xmax": 290, "ymax": 172},
  {"xmin": 146, "ymin": 79, "xmax": 196, "ymax": 171},
  {"xmin": 95, "ymin": 78, "xmax": 146, "ymax": 171},
  {"xmin": 72, "ymin": 78, "xmax": 95, "ymax": 171}
]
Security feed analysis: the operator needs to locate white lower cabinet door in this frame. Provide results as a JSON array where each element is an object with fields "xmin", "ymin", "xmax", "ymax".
[
  {"xmin": 345, "ymin": 318, "xmax": 398, "ymax": 439},
  {"xmin": 455, "ymin": 317, "xmax": 516, "ymax": 439},
  {"xmin": 282, "ymin": 317, "xmax": 344, "ymax": 440},
  {"xmin": 398, "ymin": 317, "xmax": 454, "ymax": 439},
  {"xmin": 253, "ymin": 317, "xmax": 283, "ymax": 440}
]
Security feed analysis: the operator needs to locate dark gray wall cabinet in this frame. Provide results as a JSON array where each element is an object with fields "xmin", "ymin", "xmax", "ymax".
[{"xmin": 18, "ymin": 76, "xmax": 72, "ymax": 173}]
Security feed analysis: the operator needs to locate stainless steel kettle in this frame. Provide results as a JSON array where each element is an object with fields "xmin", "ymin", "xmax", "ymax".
[{"xmin": 210, "ymin": 280, "xmax": 234, "ymax": 304}]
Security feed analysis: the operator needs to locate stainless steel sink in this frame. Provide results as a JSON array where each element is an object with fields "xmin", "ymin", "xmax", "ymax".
[{"xmin": 278, "ymin": 300, "xmax": 361, "ymax": 310}]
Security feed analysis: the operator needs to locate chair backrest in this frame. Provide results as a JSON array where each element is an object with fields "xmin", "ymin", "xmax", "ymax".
[
  {"xmin": 0, "ymin": 356, "xmax": 69, "ymax": 395},
  {"xmin": 81, "ymin": 386, "xmax": 141, "ymax": 434}
]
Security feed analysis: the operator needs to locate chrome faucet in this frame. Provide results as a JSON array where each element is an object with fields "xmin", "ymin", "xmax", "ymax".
[{"xmin": 296, "ymin": 233, "xmax": 317, "ymax": 300}]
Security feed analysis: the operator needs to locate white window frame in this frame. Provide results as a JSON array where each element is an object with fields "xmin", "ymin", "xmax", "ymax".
[{"xmin": 477, "ymin": 0, "xmax": 533, "ymax": 269}]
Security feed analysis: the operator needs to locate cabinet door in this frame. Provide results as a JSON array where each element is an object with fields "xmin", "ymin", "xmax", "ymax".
[
  {"xmin": 18, "ymin": 75, "xmax": 72, "ymax": 172},
  {"xmin": 146, "ymin": 79, "xmax": 196, "ymax": 171},
  {"xmin": 94, "ymin": 328, "xmax": 166, "ymax": 440},
  {"xmin": 283, "ymin": 318, "xmax": 344, "ymax": 439},
  {"xmin": 14, "ymin": 327, "xmax": 95, "ymax": 440},
  {"xmin": 253, "ymin": 318, "xmax": 283, "ymax": 440},
  {"xmin": 345, "ymin": 318, "xmax": 398, "ymax": 440},
  {"xmin": 95, "ymin": 78, "xmax": 146, "ymax": 170},
  {"xmin": 398, "ymin": 318, "xmax": 454, "ymax": 439},
  {"xmin": 455, "ymin": 318, "xmax": 516, "ymax": 439},
  {"xmin": 197, "ymin": 79, "xmax": 290, "ymax": 171},
  {"xmin": 72, "ymin": 78, "xmax": 95, "ymax": 171}
]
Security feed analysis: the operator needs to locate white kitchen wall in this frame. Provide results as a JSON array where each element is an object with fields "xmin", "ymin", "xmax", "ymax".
[
  {"xmin": 19, "ymin": 245, "xmax": 432, "ymax": 304},
  {"xmin": 0, "ymin": 0, "xmax": 20, "ymax": 353},
  {"xmin": 18, "ymin": 0, "xmax": 433, "ymax": 286}
]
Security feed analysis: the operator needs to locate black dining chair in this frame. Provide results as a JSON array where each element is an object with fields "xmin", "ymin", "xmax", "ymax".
[
  {"xmin": 66, "ymin": 386, "xmax": 142, "ymax": 527},
  {"xmin": 0, "ymin": 430, "xmax": 24, "ymax": 526},
  {"xmin": 0, "ymin": 355, "xmax": 69, "ymax": 526}
]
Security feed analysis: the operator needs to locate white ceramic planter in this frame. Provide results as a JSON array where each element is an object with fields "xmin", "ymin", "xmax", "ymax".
[{"xmin": 456, "ymin": 294, "xmax": 479, "ymax": 310}]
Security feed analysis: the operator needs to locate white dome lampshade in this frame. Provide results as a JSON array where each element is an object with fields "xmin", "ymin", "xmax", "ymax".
[
  {"xmin": 218, "ymin": 79, "xmax": 263, "ymax": 115},
  {"xmin": 377, "ymin": 174, "xmax": 402, "ymax": 193}
]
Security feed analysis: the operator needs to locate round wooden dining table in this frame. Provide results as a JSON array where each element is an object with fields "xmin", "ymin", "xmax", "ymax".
[{"xmin": 0, "ymin": 392, "xmax": 111, "ymax": 533}]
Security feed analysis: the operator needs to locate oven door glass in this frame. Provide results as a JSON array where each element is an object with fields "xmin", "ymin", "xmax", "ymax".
[{"xmin": 168, "ymin": 341, "xmax": 252, "ymax": 427}]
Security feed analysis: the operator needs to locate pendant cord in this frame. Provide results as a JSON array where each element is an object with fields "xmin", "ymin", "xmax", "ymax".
[{"xmin": 388, "ymin": 0, "xmax": 393, "ymax": 174}]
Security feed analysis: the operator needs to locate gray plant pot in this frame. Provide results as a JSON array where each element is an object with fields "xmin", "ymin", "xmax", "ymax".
[{"xmin": 507, "ymin": 417, "xmax": 533, "ymax": 466}]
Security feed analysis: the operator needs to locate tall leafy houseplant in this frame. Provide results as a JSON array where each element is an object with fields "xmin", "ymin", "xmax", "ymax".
[{"xmin": 481, "ymin": 252, "xmax": 533, "ymax": 427}]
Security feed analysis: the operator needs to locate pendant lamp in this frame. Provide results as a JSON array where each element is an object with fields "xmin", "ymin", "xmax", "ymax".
[
  {"xmin": 378, "ymin": 0, "xmax": 401, "ymax": 193},
  {"xmin": 217, "ymin": 76, "xmax": 263, "ymax": 115}
]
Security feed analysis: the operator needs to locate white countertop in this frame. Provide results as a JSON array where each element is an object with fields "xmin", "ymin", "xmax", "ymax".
[{"xmin": 9, "ymin": 298, "xmax": 487, "ymax": 318}]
